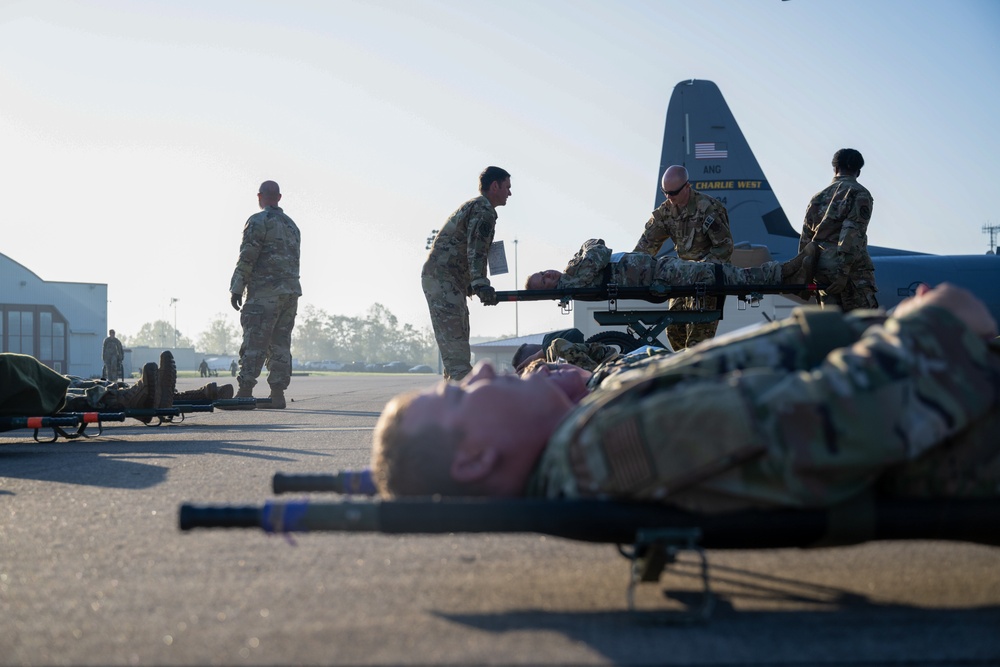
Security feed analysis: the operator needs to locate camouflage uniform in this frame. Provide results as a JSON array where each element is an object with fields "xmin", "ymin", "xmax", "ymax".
[
  {"xmin": 545, "ymin": 338, "xmax": 619, "ymax": 372},
  {"xmin": 422, "ymin": 195, "xmax": 498, "ymax": 381},
  {"xmin": 557, "ymin": 239, "xmax": 782, "ymax": 290},
  {"xmin": 230, "ymin": 205, "xmax": 302, "ymax": 392},
  {"xmin": 799, "ymin": 175, "xmax": 877, "ymax": 311},
  {"xmin": 526, "ymin": 305, "xmax": 1000, "ymax": 512},
  {"xmin": 634, "ymin": 190, "xmax": 734, "ymax": 350},
  {"xmin": 102, "ymin": 335, "xmax": 124, "ymax": 382}
]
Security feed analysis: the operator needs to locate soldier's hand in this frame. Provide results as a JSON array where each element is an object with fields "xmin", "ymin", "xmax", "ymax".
[
  {"xmin": 825, "ymin": 273, "xmax": 850, "ymax": 294},
  {"xmin": 230, "ymin": 293, "xmax": 243, "ymax": 311},
  {"xmin": 475, "ymin": 285, "xmax": 498, "ymax": 306}
]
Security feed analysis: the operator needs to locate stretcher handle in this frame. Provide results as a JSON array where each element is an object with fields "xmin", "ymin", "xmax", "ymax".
[
  {"xmin": 179, "ymin": 504, "xmax": 262, "ymax": 530},
  {"xmin": 272, "ymin": 470, "xmax": 377, "ymax": 495}
]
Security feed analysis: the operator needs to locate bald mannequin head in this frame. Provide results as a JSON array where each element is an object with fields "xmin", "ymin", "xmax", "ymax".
[{"xmin": 257, "ymin": 180, "xmax": 282, "ymax": 208}]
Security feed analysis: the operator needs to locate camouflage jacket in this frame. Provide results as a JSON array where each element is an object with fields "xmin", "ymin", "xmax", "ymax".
[
  {"xmin": 634, "ymin": 190, "xmax": 733, "ymax": 262},
  {"xmin": 799, "ymin": 175, "xmax": 875, "ymax": 288},
  {"xmin": 102, "ymin": 336, "xmax": 123, "ymax": 361},
  {"xmin": 229, "ymin": 205, "xmax": 302, "ymax": 298},
  {"xmin": 556, "ymin": 239, "xmax": 780, "ymax": 289},
  {"xmin": 526, "ymin": 305, "xmax": 1000, "ymax": 512},
  {"xmin": 421, "ymin": 195, "xmax": 497, "ymax": 291}
]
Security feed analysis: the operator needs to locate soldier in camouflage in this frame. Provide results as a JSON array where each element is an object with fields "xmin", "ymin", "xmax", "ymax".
[
  {"xmin": 102, "ymin": 329, "xmax": 124, "ymax": 382},
  {"xmin": 229, "ymin": 180, "xmax": 301, "ymax": 409},
  {"xmin": 525, "ymin": 238, "xmax": 817, "ymax": 291},
  {"xmin": 371, "ymin": 283, "xmax": 1000, "ymax": 510},
  {"xmin": 633, "ymin": 166, "xmax": 735, "ymax": 351},
  {"xmin": 800, "ymin": 148, "xmax": 877, "ymax": 311},
  {"xmin": 422, "ymin": 166, "xmax": 511, "ymax": 381}
]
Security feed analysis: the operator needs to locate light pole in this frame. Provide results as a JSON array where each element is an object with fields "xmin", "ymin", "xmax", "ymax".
[
  {"xmin": 513, "ymin": 237, "xmax": 519, "ymax": 337},
  {"xmin": 170, "ymin": 298, "xmax": 179, "ymax": 348}
]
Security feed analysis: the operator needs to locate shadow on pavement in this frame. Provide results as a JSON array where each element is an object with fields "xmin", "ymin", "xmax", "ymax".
[{"xmin": 0, "ymin": 439, "xmax": 328, "ymax": 490}]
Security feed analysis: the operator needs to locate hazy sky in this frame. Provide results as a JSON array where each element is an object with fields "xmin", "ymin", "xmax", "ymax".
[{"xmin": 3, "ymin": 0, "xmax": 999, "ymax": 344}]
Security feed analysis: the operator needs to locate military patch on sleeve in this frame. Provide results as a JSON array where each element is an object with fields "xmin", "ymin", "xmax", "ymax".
[
  {"xmin": 600, "ymin": 415, "xmax": 656, "ymax": 492},
  {"xmin": 703, "ymin": 215, "xmax": 715, "ymax": 232}
]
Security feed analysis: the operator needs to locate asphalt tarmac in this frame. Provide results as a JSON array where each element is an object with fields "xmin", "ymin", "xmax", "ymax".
[{"xmin": 2, "ymin": 374, "xmax": 999, "ymax": 666}]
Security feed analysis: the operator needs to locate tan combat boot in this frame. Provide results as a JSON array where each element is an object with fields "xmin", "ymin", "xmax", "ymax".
[
  {"xmin": 116, "ymin": 362, "xmax": 157, "ymax": 410},
  {"xmin": 268, "ymin": 388, "xmax": 286, "ymax": 409},
  {"xmin": 175, "ymin": 383, "xmax": 235, "ymax": 402},
  {"xmin": 236, "ymin": 382, "xmax": 254, "ymax": 399},
  {"xmin": 155, "ymin": 351, "xmax": 177, "ymax": 409}
]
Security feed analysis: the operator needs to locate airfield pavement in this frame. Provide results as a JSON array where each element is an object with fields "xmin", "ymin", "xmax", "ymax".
[{"xmin": 2, "ymin": 373, "xmax": 1000, "ymax": 666}]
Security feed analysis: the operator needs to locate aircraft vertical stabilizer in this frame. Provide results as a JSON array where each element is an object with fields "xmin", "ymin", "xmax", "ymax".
[{"xmin": 656, "ymin": 79, "xmax": 800, "ymax": 260}]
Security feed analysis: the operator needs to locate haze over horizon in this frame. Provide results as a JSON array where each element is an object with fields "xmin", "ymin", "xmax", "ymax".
[{"xmin": 3, "ymin": 0, "xmax": 998, "ymax": 345}]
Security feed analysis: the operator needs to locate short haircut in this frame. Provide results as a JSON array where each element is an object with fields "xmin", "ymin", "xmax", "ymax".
[
  {"xmin": 371, "ymin": 390, "xmax": 475, "ymax": 497},
  {"xmin": 512, "ymin": 343, "xmax": 543, "ymax": 369},
  {"xmin": 832, "ymin": 149, "xmax": 864, "ymax": 174},
  {"xmin": 258, "ymin": 180, "xmax": 281, "ymax": 196},
  {"xmin": 479, "ymin": 166, "xmax": 511, "ymax": 194}
]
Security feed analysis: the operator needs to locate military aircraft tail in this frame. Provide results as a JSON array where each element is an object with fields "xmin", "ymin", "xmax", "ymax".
[
  {"xmin": 656, "ymin": 79, "xmax": 1000, "ymax": 319},
  {"xmin": 657, "ymin": 79, "xmax": 801, "ymax": 260}
]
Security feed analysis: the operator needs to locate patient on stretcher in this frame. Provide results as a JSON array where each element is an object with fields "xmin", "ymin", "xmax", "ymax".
[
  {"xmin": 525, "ymin": 239, "xmax": 818, "ymax": 290},
  {"xmin": 372, "ymin": 283, "xmax": 1000, "ymax": 513}
]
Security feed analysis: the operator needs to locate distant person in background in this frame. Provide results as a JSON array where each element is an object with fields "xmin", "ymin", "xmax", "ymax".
[
  {"xmin": 229, "ymin": 180, "xmax": 302, "ymax": 409},
  {"xmin": 199, "ymin": 359, "xmax": 209, "ymax": 378},
  {"xmin": 102, "ymin": 329, "xmax": 124, "ymax": 382},
  {"xmin": 633, "ymin": 166, "xmax": 734, "ymax": 351},
  {"xmin": 422, "ymin": 166, "xmax": 510, "ymax": 381},
  {"xmin": 800, "ymin": 148, "xmax": 877, "ymax": 312},
  {"xmin": 230, "ymin": 359, "xmax": 238, "ymax": 377}
]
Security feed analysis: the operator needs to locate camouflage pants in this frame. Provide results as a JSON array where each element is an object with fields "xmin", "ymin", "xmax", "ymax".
[
  {"xmin": 652, "ymin": 258, "xmax": 781, "ymax": 287},
  {"xmin": 64, "ymin": 378, "xmax": 127, "ymax": 411},
  {"xmin": 666, "ymin": 295, "xmax": 721, "ymax": 351},
  {"xmin": 653, "ymin": 260, "xmax": 780, "ymax": 351},
  {"xmin": 422, "ymin": 273, "xmax": 471, "ymax": 382},
  {"xmin": 238, "ymin": 293, "xmax": 298, "ymax": 391},
  {"xmin": 102, "ymin": 355, "xmax": 123, "ymax": 382}
]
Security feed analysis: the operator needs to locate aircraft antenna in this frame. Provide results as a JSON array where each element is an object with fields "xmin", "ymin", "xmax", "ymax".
[{"xmin": 983, "ymin": 222, "xmax": 1000, "ymax": 254}]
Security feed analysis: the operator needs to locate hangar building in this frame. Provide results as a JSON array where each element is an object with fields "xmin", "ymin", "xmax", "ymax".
[{"xmin": 0, "ymin": 252, "xmax": 106, "ymax": 378}]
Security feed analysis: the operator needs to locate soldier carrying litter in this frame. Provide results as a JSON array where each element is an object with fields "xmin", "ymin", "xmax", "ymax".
[
  {"xmin": 422, "ymin": 166, "xmax": 511, "ymax": 381},
  {"xmin": 633, "ymin": 165, "xmax": 734, "ymax": 351}
]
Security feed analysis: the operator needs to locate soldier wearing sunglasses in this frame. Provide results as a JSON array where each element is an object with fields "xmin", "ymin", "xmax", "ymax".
[{"xmin": 633, "ymin": 165, "xmax": 734, "ymax": 351}]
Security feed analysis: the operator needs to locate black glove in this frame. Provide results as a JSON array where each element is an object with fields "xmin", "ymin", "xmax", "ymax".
[
  {"xmin": 825, "ymin": 273, "xmax": 850, "ymax": 294},
  {"xmin": 231, "ymin": 293, "xmax": 243, "ymax": 311},
  {"xmin": 475, "ymin": 285, "xmax": 498, "ymax": 306}
]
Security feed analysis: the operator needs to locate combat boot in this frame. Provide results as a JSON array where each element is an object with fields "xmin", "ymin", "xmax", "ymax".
[
  {"xmin": 155, "ymin": 351, "xmax": 177, "ymax": 409},
  {"xmin": 268, "ymin": 388, "xmax": 286, "ymax": 409},
  {"xmin": 175, "ymin": 382, "xmax": 236, "ymax": 402},
  {"xmin": 236, "ymin": 382, "xmax": 254, "ymax": 399},
  {"xmin": 113, "ymin": 362, "xmax": 157, "ymax": 423},
  {"xmin": 781, "ymin": 242, "xmax": 819, "ymax": 285},
  {"xmin": 117, "ymin": 362, "xmax": 157, "ymax": 410}
]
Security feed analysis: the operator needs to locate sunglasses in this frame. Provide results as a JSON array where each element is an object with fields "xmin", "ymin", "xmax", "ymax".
[{"xmin": 662, "ymin": 181, "xmax": 689, "ymax": 197}]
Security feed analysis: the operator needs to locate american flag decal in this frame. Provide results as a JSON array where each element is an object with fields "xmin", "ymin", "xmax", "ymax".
[{"xmin": 695, "ymin": 142, "xmax": 728, "ymax": 159}]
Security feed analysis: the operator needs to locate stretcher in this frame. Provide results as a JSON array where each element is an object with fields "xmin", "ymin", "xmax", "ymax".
[
  {"xmin": 178, "ymin": 494, "xmax": 1000, "ymax": 622},
  {"xmin": 0, "ymin": 400, "xmax": 236, "ymax": 441},
  {"xmin": 494, "ymin": 284, "xmax": 819, "ymax": 351},
  {"xmin": 0, "ymin": 412, "xmax": 126, "ymax": 442}
]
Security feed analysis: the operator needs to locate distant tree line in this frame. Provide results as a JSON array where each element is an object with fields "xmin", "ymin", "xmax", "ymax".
[{"xmin": 120, "ymin": 303, "xmax": 437, "ymax": 366}]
